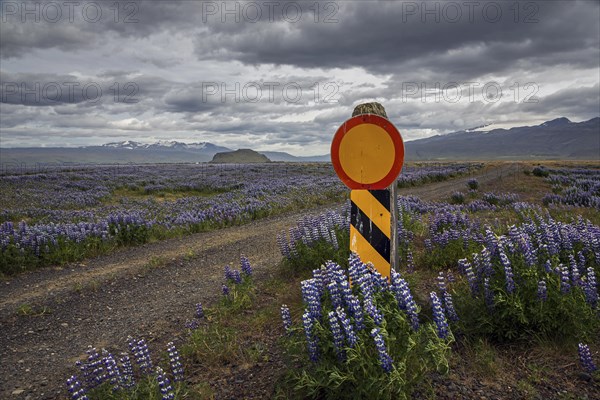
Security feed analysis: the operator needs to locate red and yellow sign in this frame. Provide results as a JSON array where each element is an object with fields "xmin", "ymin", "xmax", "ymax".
[{"xmin": 331, "ymin": 114, "xmax": 404, "ymax": 190}]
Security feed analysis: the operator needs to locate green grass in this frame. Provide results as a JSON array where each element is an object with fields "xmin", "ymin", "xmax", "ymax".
[
  {"xmin": 102, "ymin": 186, "xmax": 230, "ymax": 205},
  {"xmin": 16, "ymin": 303, "xmax": 52, "ymax": 316}
]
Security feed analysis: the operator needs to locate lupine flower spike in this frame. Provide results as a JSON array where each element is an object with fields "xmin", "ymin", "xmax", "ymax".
[
  {"xmin": 195, "ymin": 303, "xmax": 204, "ymax": 319},
  {"xmin": 167, "ymin": 342, "xmax": 184, "ymax": 382},
  {"xmin": 430, "ymin": 292, "xmax": 450, "ymax": 339},
  {"xmin": 537, "ymin": 280, "xmax": 547, "ymax": 302},
  {"xmin": 241, "ymin": 255, "xmax": 253, "ymax": 276},
  {"xmin": 156, "ymin": 366, "xmax": 175, "ymax": 400},
  {"xmin": 66, "ymin": 375, "xmax": 88, "ymax": 400},
  {"xmin": 371, "ymin": 328, "xmax": 394, "ymax": 373},
  {"xmin": 281, "ymin": 304, "xmax": 292, "ymax": 334},
  {"xmin": 302, "ymin": 311, "xmax": 319, "ymax": 362},
  {"xmin": 578, "ymin": 343, "xmax": 597, "ymax": 373}
]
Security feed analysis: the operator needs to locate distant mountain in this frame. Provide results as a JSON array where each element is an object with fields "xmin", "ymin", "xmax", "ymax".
[
  {"xmin": 100, "ymin": 140, "xmax": 225, "ymax": 151},
  {"xmin": 404, "ymin": 117, "xmax": 599, "ymax": 160},
  {"xmin": 211, "ymin": 149, "xmax": 271, "ymax": 163},
  {"xmin": 1, "ymin": 117, "xmax": 597, "ymax": 165},
  {"xmin": 0, "ymin": 139, "xmax": 330, "ymax": 165},
  {"xmin": 0, "ymin": 140, "xmax": 233, "ymax": 165}
]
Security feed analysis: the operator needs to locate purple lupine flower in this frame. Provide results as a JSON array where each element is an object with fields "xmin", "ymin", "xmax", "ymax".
[
  {"xmin": 126, "ymin": 336, "xmax": 138, "ymax": 358},
  {"xmin": 436, "ymin": 272, "xmax": 447, "ymax": 294},
  {"xmin": 480, "ymin": 247, "xmax": 493, "ymax": 277},
  {"xmin": 277, "ymin": 233, "xmax": 290, "ymax": 258},
  {"xmin": 544, "ymin": 259, "xmax": 553, "ymax": 273},
  {"xmin": 485, "ymin": 227, "xmax": 499, "ymax": 256},
  {"xmin": 83, "ymin": 346, "xmax": 105, "ymax": 387},
  {"xmin": 584, "ymin": 267, "xmax": 598, "ymax": 307},
  {"xmin": 328, "ymin": 311, "xmax": 346, "ymax": 361},
  {"xmin": 222, "ymin": 284, "xmax": 230, "ymax": 296},
  {"xmin": 458, "ymin": 258, "xmax": 470, "ymax": 276},
  {"xmin": 156, "ymin": 366, "xmax": 175, "ymax": 400},
  {"xmin": 195, "ymin": 303, "xmax": 204, "ymax": 319},
  {"xmin": 390, "ymin": 271, "xmax": 419, "ymax": 331},
  {"xmin": 102, "ymin": 352, "xmax": 122, "ymax": 392},
  {"xmin": 224, "ymin": 265, "xmax": 233, "ymax": 281},
  {"xmin": 578, "ymin": 251, "xmax": 587, "ymax": 272},
  {"xmin": 136, "ymin": 339, "xmax": 153, "ymax": 374},
  {"xmin": 312, "ymin": 268, "xmax": 326, "ymax": 291},
  {"xmin": 443, "ymin": 292, "xmax": 459, "ymax": 322},
  {"xmin": 499, "ymin": 249, "xmax": 515, "ymax": 294},
  {"xmin": 301, "ymin": 279, "xmax": 322, "ymax": 320},
  {"xmin": 336, "ymin": 307, "xmax": 358, "ymax": 348},
  {"xmin": 430, "ymin": 292, "xmax": 450, "ymax": 339},
  {"xmin": 302, "ymin": 310, "xmax": 319, "ymax": 362},
  {"xmin": 483, "ymin": 277, "xmax": 494, "ymax": 309},
  {"xmin": 520, "ymin": 234, "xmax": 537, "ymax": 268},
  {"xmin": 462, "ymin": 260, "xmax": 478, "ymax": 295},
  {"xmin": 231, "ymin": 269, "xmax": 242, "ymax": 284},
  {"xmin": 347, "ymin": 294, "xmax": 365, "ymax": 331},
  {"xmin": 167, "ymin": 342, "xmax": 184, "ymax": 382},
  {"xmin": 570, "ymin": 254, "xmax": 581, "ymax": 286},
  {"xmin": 578, "ymin": 343, "xmax": 598, "ymax": 373},
  {"xmin": 406, "ymin": 250, "xmax": 415, "ymax": 273},
  {"xmin": 338, "ymin": 277, "xmax": 353, "ymax": 309},
  {"xmin": 424, "ymin": 239, "xmax": 433, "ymax": 252},
  {"xmin": 184, "ymin": 319, "xmax": 199, "ymax": 330},
  {"xmin": 281, "ymin": 304, "xmax": 292, "ymax": 334},
  {"xmin": 348, "ymin": 254, "xmax": 372, "ymax": 296},
  {"xmin": 240, "ymin": 255, "xmax": 253, "ymax": 276},
  {"xmin": 330, "ymin": 227, "xmax": 339, "ymax": 250},
  {"xmin": 560, "ymin": 264, "xmax": 571, "ymax": 293},
  {"xmin": 371, "ymin": 268, "xmax": 390, "ymax": 292},
  {"xmin": 327, "ymin": 281, "xmax": 343, "ymax": 310},
  {"xmin": 364, "ymin": 297, "xmax": 383, "ymax": 326},
  {"xmin": 537, "ymin": 280, "xmax": 548, "ymax": 302},
  {"xmin": 119, "ymin": 353, "xmax": 135, "ymax": 388},
  {"xmin": 370, "ymin": 328, "xmax": 394, "ymax": 373},
  {"xmin": 66, "ymin": 375, "xmax": 88, "ymax": 400}
]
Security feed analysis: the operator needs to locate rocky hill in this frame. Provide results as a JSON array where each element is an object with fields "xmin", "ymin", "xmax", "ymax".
[{"xmin": 211, "ymin": 149, "xmax": 271, "ymax": 163}]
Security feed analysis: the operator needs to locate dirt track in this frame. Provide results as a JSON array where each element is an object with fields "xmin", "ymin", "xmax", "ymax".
[{"xmin": 0, "ymin": 163, "xmax": 520, "ymax": 399}]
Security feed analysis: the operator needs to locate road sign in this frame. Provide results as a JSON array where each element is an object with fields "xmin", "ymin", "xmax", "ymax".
[
  {"xmin": 331, "ymin": 114, "xmax": 404, "ymax": 190},
  {"xmin": 350, "ymin": 189, "xmax": 392, "ymax": 279},
  {"xmin": 331, "ymin": 106, "xmax": 403, "ymax": 279}
]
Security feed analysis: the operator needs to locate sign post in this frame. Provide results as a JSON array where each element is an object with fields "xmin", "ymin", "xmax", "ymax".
[{"xmin": 331, "ymin": 103, "xmax": 404, "ymax": 279}]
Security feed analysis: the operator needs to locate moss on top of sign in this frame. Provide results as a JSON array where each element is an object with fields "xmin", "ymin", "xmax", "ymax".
[{"xmin": 352, "ymin": 102, "xmax": 388, "ymax": 118}]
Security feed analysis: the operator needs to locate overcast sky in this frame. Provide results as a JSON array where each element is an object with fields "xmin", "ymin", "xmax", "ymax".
[{"xmin": 1, "ymin": 0, "xmax": 599, "ymax": 155}]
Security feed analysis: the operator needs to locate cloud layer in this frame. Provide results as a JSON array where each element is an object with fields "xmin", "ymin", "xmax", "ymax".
[{"xmin": 1, "ymin": 0, "xmax": 599, "ymax": 154}]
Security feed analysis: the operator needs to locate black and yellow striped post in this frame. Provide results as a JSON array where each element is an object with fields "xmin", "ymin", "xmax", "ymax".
[
  {"xmin": 350, "ymin": 189, "xmax": 392, "ymax": 278},
  {"xmin": 331, "ymin": 103, "xmax": 404, "ymax": 280}
]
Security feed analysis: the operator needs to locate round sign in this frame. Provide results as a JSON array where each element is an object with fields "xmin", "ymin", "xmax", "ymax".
[{"xmin": 331, "ymin": 114, "xmax": 404, "ymax": 190}]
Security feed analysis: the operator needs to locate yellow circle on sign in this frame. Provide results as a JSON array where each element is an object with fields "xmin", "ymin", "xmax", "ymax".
[{"xmin": 338, "ymin": 123, "xmax": 396, "ymax": 185}]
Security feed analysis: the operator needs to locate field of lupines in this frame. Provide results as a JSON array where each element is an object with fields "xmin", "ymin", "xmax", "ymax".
[
  {"xmin": 0, "ymin": 162, "xmax": 480, "ymax": 275},
  {"xmin": 538, "ymin": 166, "xmax": 600, "ymax": 209},
  {"xmin": 6, "ymin": 162, "xmax": 599, "ymax": 399},
  {"xmin": 274, "ymin": 167, "xmax": 599, "ymax": 398}
]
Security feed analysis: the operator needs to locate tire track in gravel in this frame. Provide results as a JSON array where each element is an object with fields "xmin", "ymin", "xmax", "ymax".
[
  {"xmin": 398, "ymin": 162, "xmax": 521, "ymax": 201},
  {"xmin": 0, "ymin": 163, "xmax": 518, "ymax": 399}
]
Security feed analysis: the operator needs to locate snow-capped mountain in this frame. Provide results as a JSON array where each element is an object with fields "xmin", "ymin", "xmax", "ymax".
[{"xmin": 101, "ymin": 140, "xmax": 217, "ymax": 150}]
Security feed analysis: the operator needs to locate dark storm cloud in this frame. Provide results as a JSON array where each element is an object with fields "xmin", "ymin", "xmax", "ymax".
[
  {"xmin": 5, "ymin": 1, "xmax": 598, "ymax": 78},
  {"xmin": 193, "ymin": 1, "xmax": 600, "ymax": 78},
  {"xmin": 0, "ymin": 0, "xmax": 202, "ymax": 58},
  {"xmin": 0, "ymin": 0, "xmax": 598, "ymax": 151}
]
